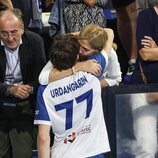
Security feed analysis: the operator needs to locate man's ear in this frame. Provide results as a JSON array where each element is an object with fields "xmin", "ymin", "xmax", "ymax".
[{"xmin": 21, "ymin": 24, "xmax": 24, "ymax": 34}]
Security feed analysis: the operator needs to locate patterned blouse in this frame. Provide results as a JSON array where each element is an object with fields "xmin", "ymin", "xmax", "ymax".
[{"xmin": 64, "ymin": 0, "xmax": 107, "ymax": 33}]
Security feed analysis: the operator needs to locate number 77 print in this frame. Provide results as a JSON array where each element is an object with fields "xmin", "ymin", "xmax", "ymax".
[{"xmin": 55, "ymin": 89, "xmax": 93, "ymax": 130}]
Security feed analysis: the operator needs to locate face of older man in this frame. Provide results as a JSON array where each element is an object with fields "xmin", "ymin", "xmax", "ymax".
[{"xmin": 0, "ymin": 11, "xmax": 24, "ymax": 50}]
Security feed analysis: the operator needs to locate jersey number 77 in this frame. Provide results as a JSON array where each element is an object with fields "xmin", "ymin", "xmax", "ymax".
[{"xmin": 54, "ymin": 89, "xmax": 93, "ymax": 130}]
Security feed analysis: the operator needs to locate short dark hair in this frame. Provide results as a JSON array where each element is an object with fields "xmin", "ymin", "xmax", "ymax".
[{"xmin": 49, "ymin": 34, "xmax": 80, "ymax": 71}]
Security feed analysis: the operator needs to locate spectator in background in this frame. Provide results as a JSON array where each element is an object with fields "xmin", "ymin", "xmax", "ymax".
[
  {"xmin": 48, "ymin": 0, "xmax": 65, "ymax": 36},
  {"xmin": 136, "ymin": 0, "xmax": 156, "ymax": 12},
  {"xmin": 11, "ymin": 0, "xmax": 32, "ymax": 28},
  {"xmin": 49, "ymin": 0, "xmax": 107, "ymax": 37},
  {"xmin": 29, "ymin": 0, "xmax": 44, "ymax": 30},
  {"xmin": 11, "ymin": 0, "xmax": 52, "ymax": 62},
  {"xmin": 11, "ymin": 0, "xmax": 44, "ymax": 30},
  {"xmin": 111, "ymin": 0, "xmax": 137, "ymax": 77},
  {"xmin": 34, "ymin": 34, "xmax": 110, "ymax": 158},
  {"xmin": 64, "ymin": 0, "xmax": 107, "ymax": 33},
  {"xmin": 132, "ymin": 1, "xmax": 158, "ymax": 84},
  {"xmin": 130, "ymin": 1, "xmax": 158, "ymax": 157},
  {"xmin": 42, "ymin": 0, "xmax": 53, "ymax": 12},
  {"xmin": 0, "ymin": 9, "xmax": 46, "ymax": 157}
]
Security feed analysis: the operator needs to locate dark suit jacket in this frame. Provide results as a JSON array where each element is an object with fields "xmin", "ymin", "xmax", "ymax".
[
  {"xmin": 0, "ymin": 30, "xmax": 46, "ymax": 103},
  {"xmin": 11, "ymin": 0, "xmax": 32, "ymax": 28}
]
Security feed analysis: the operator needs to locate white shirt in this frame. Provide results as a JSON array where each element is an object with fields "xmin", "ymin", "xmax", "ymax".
[
  {"xmin": 103, "ymin": 48, "xmax": 122, "ymax": 86},
  {"xmin": 2, "ymin": 40, "xmax": 23, "ymax": 85}
]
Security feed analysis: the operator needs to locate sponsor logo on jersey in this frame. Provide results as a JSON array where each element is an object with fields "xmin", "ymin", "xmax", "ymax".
[
  {"xmin": 64, "ymin": 124, "xmax": 91, "ymax": 144},
  {"xmin": 77, "ymin": 124, "xmax": 91, "ymax": 135},
  {"xmin": 64, "ymin": 132, "xmax": 76, "ymax": 144}
]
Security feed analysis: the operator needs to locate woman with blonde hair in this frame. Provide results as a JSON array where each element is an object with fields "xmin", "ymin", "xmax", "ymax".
[
  {"xmin": 39, "ymin": 24, "xmax": 121, "ymax": 87},
  {"xmin": 78, "ymin": 24, "xmax": 109, "ymax": 56},
  {"xmin": 76, "ymin": 24, "xmax": 112, "ymax": 80}
]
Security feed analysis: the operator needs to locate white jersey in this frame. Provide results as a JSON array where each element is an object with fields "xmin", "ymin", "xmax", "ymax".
[{"xmin": 34, "ymin": 71, "xmax": 110, "ymax": 158}]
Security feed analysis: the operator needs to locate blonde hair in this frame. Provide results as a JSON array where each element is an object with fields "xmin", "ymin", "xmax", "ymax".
[{"xmin": 78, "ymin": 24, "xmax": 108, "ymax": 52}]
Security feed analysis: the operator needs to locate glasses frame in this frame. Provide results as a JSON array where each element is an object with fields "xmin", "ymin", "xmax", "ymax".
[{"xmin": 0, "ymin": 29, "xmax": 22, "ymax": 39}]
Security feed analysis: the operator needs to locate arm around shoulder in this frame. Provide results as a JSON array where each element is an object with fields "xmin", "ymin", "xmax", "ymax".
[
  {"xmin": 48, "ymin": 60, "xmax": 102, "ymax": 83},
  {"xmin": 103, "ymin": 28, "xmax": 114, "ymax": 54}
]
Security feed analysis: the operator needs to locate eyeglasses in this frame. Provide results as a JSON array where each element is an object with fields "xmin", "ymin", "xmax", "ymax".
[{"xmin": 0, "ymin": 29, "xmax": 21, "ymax": 38}]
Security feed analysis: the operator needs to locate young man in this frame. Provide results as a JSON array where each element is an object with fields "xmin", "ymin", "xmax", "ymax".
[{"xmin": 34, "ymin": 35, "xmax": 110, "ymax": 158}]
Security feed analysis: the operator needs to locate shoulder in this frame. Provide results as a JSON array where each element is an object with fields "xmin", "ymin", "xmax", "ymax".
[
  {"xmin": 90, "ymin": 52, "xmax": 105, "ymax": 62},
  {"xmin": 38, "ymin": 85, "xmax": 47, "ymax": 96},
  {"xmin": 90, "ymin": 53, "xmax": 106, "ymax": 68}
]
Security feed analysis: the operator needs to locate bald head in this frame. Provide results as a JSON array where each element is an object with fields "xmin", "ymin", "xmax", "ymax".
[
  {"xmin": 0, "ymin": 9, "xmax": 24, "ymax": 49},
  {"xmin": 0, "ymin": 9, "xmax": 23, "ymax": 28}
]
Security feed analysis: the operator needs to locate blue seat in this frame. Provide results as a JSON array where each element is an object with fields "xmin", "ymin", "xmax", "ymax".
[{"xmin": 103, "ymin": 9, "xmax": 117, "ymax": 20}]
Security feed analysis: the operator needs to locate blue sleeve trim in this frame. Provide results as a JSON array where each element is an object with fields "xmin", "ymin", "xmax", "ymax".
[
  {"xmin": 35, "ymin": 85, "xmax": 50, "ymax": 122},
  {"xmin": 89, "ymin": 53, "xmax": 106, "ymax": 80}
]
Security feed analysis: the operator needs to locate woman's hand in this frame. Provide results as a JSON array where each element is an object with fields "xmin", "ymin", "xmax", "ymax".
[{"xmin": 141, "ymin": 36, "xmax": 157, "ymax": 48}]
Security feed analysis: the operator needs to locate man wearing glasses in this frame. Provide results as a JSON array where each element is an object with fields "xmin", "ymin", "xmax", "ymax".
[{"xmin": 0, "ymin": 9, "xmax": 46, "ymax": 157}]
